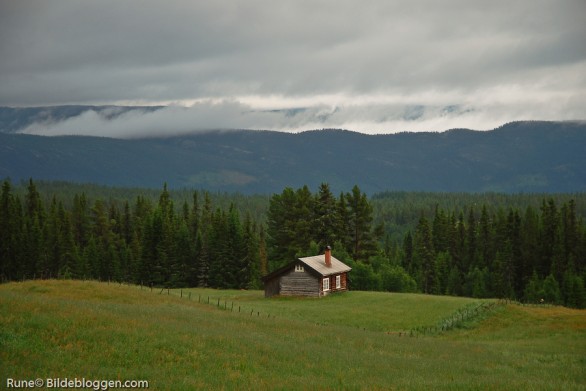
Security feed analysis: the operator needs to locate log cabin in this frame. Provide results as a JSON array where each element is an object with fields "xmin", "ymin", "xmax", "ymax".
[{"xmin": 262, "ymin": 246, "xmax": 351, "ymax": 298}]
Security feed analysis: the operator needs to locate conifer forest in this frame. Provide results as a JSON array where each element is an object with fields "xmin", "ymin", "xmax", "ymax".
[{"xmin": 1, "ymin": 179, "xmax": 585, "ymax": 308}]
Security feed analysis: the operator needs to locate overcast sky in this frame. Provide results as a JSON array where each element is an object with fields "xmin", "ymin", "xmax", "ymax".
[{"xmin": 1, "ymin": 0, "xmax": 585, "ymax": 136}]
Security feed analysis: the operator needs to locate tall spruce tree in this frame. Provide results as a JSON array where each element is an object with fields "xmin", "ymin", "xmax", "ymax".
[
  {"xmin": 345, "ymin": 185, "xmax": 377, "ymax": 262},
  {"xmin": 314, "ymin": 183, "xmax": 339, "ymax": 250},
  {"xmin": 413, "ymin": 215, "xmax": 436, "ymax": 293}
]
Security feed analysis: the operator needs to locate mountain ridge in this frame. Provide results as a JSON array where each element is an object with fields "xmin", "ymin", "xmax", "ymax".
[{"xmin": 1, "ymin": 120, "xmax": 585, "ymax": 194}]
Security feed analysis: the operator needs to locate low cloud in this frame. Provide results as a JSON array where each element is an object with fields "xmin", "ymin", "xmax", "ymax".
[{"xmin": 18, "ymin": 85, "xmax": 585, "ymax": 137}]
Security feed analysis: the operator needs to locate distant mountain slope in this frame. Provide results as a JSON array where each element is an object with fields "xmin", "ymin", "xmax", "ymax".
[{"xmin": 1, "ymin": 121, "xmax": 585, "ymax": 193}]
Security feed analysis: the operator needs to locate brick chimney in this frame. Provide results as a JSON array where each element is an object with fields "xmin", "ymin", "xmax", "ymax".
[{"xmin": 325, "ymin": 245, "xmax": 332, "ymax": 267}]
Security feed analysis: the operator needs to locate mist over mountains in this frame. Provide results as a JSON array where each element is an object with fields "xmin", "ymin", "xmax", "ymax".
[
  {"xmin": 1, "ymin": 106, "xmax": 584, "ymax": 194},
  {"xmin": 0, "ymin": 105, "xmax": 164, "ymax": 135}
]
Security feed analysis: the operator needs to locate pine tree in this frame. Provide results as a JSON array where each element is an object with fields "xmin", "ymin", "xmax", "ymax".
[
  {"xmin": 0, "ymin": 180, "xmax": 17, "ymax": 280},
  {"xmin": 493, "ymin": 245, "xmax": 515, "ymax": 299},
  {"xmin": 83, "ymin": 236, "xmax": 101, "ymax": 280},
  {"xmin": 195, "ymin": 230, "xmax": 209, "ymax": 287},
  {"xmin": 542, "ymin": 273, "xmax": 561, "ymax": 305},
  {"xmin": 196, "ymin": 192, "xmax": 213, "ymax": 287},
  {"xmin": 24, "ymin": 213, "xmax": 43, "ymax": 278},
  {"xmin": 336, "ymin": 192, "xmax": 352, "ymax": 251},
  {"xmin": 413, "ymin": 215, "xmax": 436, "ymax": 293},
  {"xmin": 435, "ymin": 251, "xmax": 451, "ymax": 294},
  {"xmin": 121, "ymin": 201, "xmax": 133, "ymax": 245},
  {"xmin": 562, "ymin": 271, "xmax": 585, "ymax": 308},
  {"xmin": 189, "ymin": 191, "xmax": 200, "ymax": 238},
  {"xmin": 466, "ymin": 267, "xmax": 489, "ymax": 298},
  {"xmin": 171, "ymin": 221, "xmax": 192, "ymax": 287},
  {"xmin": 58, "ymin": 204, "xmax": 78, "ymax": 278},
  {"xmin": 267, "ymin": 187, "xmax": 300, "ymax": 268},
  {"xmin": 207, "ymin": 208, "xmax": 229, "ymax": 288},
  {"xmin": 507, "ymin": 209, "xmax": 523, "ymax": 297},
  {"xmin": 540, "ymin": 199, "xmax": 558, "ymax": 277},
  {"xmin": 465, "ymin": 207, "xmax": 477, "ymax": 270},
  {"xmin": 45, "ymin": 197, "xmax": 62, "ymax": 278},
  {"xmin": 243, "ymin": 214, "xmax": 261, "ymax": 289},
  {"xmin": 25, "ymin": 178, "xmax": 44, "ymax": 225},
  {"xmin": 292, "ymin": 185, "xmax": 315, "ymax": 255},
  {"xmin": 346, "ymin": 185, "xmax": 377, "ymax": 262},
  {"xmin": 227, "ymin": 205, "xmax": 247, "ymax": 289},
  {"xmin": 560, "ymin": 200, "xmax": 579, "ymax": 274},
  {"xmin": 452, "ymin": 212, "xmax": 466, "ymax": 276},
  {"xmin": 521, "ymin": 206, "xmax": 540, "ymax": 292},
  {"xmin": 314, "ymin": 183, "xmax": 339, "ymax": 250},
  {"xmin": 258, "ymin": 225, "xmax": 268, "ymax": 277},
  {"xmin": 477, "ymin": 205, "xmax": 493, "ymax": 269},
  {"xmin": 402, "ymin": 231, "xmax": 413, "ymax": 274},
  {"xmin": 523, "ymin": 270, "xmax": 544, "ymax": 303},
  {"xmin": 432, "ymin": 206, "xmax": 449, "ymax": 254},
  {"xmin": 71, "ymin": 193, "xmax": 89, "ymax": 247}
]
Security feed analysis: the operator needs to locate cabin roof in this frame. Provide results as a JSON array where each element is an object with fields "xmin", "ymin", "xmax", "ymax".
[
  {"xmin": 262, "ymin": 253, "xmax": 351, "ymax": 282},
  {"xmin": 298, "ymin": 254, "xmax": 351, "ymax": 276}
]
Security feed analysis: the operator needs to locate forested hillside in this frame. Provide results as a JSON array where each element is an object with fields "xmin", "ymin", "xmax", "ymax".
[
  {"xmin": 1, "ymin": 179, "xmax": 585, "ymax": 307},
  {"xmin": 2, "ymin": 120, "xmax": 585, "ymax": 193}
]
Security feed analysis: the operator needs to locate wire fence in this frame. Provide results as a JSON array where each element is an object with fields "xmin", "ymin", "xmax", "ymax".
[
  {"xmin": 135, "ymin": 282, "xmax": 277, "ymax": 319},
  {"xmin": 391, "ymin": 301, "xmax": 505, "ymax": 338},
  {"xmin": 9, "ymin": 277, "xmax": 553, "ymax": 337}
]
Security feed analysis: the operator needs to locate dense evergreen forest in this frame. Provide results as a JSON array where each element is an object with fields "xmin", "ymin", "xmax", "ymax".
[{"xmin": 1, "ymin": 179, "xmax": 585, "ymax": 308}]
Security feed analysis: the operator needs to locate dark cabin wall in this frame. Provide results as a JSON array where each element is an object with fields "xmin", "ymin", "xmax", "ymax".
[
  {"xmin": 264, "ymin": 277, "xmax": 280, "ymax": 298},
  {"xmin": 279, "ymin": 268, "xmax": 320, "ymax": 297}
]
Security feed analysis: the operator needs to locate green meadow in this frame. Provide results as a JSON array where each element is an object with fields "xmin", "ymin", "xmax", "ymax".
[{"xmin": 1, "ymin": 281, "xmax": 585, "ymax": 390}]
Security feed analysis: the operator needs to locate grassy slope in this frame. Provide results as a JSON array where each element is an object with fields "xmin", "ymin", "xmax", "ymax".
[
  {"xmin": 1, "ymin": 281, "xmax": 585, "ymax": 390},
  {"xmin": 177, "ymin": 288, "xmax": 483, "ymax": 332}
]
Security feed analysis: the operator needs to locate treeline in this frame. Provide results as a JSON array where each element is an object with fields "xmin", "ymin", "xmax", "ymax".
[
  {"xmin": 386, "ymin": 200, "xmax": 586, "ymax": 307},
  {"xmin": 266, "ymin": 185, "xmax": 586, "ymax": 307},
  {"xmin": 0, "ymin": 179, "xmax": 266, "ymax": 289},
  {"xmin": 1, "ymin": 179, "xmax": 585, "ymax": 308},
  {"xmin": 371, "ymin": 191, "xmax": 586, "ymax": 242},
  {"xmin": 10, "ymin": 179, "xmax": 270, "ymax": 223}
]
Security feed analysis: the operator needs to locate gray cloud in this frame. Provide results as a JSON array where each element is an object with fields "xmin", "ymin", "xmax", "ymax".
[{"xmin": 1, "ymin": 0, "xmax": 585, "ymax": 134}]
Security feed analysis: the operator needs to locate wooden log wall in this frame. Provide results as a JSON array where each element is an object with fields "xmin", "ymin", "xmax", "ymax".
[{"xmin": 279, "ymin": 269, "xmax": 319, "ymax": 297}]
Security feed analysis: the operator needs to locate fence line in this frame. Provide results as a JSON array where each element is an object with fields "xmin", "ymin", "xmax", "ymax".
[
  {"xmin": 11, "ymin": 277, "xmax": 553, "ymax": 337},
  {"xmin": 5, "ymin": 276, "xmax": 279, "ymax": 321},
  {"xmin": 130, "ymin": 282, "xmax": 277, "ymax": 320},
  {"xmin": 398, "ymin": 301, "xmax": 504, "ymax": 338}
]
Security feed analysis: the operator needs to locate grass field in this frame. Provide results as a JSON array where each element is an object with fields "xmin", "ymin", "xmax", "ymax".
[{"xmin": 1, "ymin": 280, "xmax": 585, "ymax": 390}]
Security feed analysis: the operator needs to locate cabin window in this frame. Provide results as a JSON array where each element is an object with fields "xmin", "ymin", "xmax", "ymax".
[
  {"xmin": 336, "ymin": 275, "xmax": 341, "ymax": 289},
  {"xmin": 295, "ymin": 264, "xmax": 304, "ymax": 272},
  {"xmin": 323, "ymin": 278, "xmax": 330, "ymax": 291}
]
